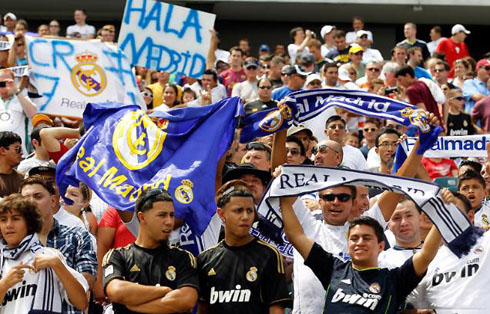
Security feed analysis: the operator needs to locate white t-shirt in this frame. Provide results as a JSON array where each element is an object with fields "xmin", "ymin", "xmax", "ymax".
[
  {"xmin": 288, "ymin": 44, "xmax": 309, "ymax": 65},
  {"xmin": 66, "ymin": 24, "xmax": 96, "ymax": 38},
  {"xmin": 427, "ymin": 37, "xmax": 446, "ymax": 56},
  {"xmin": 0, "ymin": 94, "xmax": 32, "ymax": 156},
  {"xmin": 411, "ymin": 232, "xmax": 490, "ymax": 313},
  {"xmin": 363, "ymin": 48, "xmax": 384, "ymax": 63},
  {"xmin": 53, "ymin": 207, "xmax": 86, "ymax": 230},
  {"xmin": 346, "ymin": 30, "xmax": 374, "ymax": 44},
  {"xmin": 367, "ymin": 146, "xmax": 381, "ymax": 169},
  {"xmin": 17, "ymin": 157, "xmax": 51, "ymax": 174},
  {"xmin": 342, "ymin": 144, "xmax": 369, "ymax": 170},
  {"xmin": 231, "ymin": 80, "xmax": 258, "ymax": 103},
  {"xmin": 474, "ymin": 201, "xmax": 490, "ymax": 230},
  {"xmin": 378, "ymin": 246, "xmax": 420, "ymax": 269},
  {"xmin": 187, "ymin": 83, "xmax": 227, "ymax": 107},
  {"xmin": 292, "ymin": 199, "xmax": 387, "ymax": 314}
]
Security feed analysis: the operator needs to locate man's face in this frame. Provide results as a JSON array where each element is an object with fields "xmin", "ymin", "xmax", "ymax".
[
  {"xmin": 349, "ymin": 186, "xmax": 369, "ymax": 221},
  {"xmin": 449, "ymin": 92, "xmax": 465, "ymax": 112},
  {"xmin": 314, "ymin": 142, "xmax": 340, "ymax": 167},
  {"xmin": 74, "ymin": 10, "xmax": 86, "ymax": 24},
  {"xmin": 396, "ymin": 74, "xmax": 412, "ymax": 88},
  {"xmin": 141, "ymin": 201, "xmax": 175, "ymax": 242},
  {"xmin": 38, "ymin": 25, "xmax": 49, "ymax": 36},
  {"xmin": 0, "ymin": 72, "xmax": 14, "ymax": 99},
  {"xmin": 325, "ymin": 121, "xmax": 346, "ymax": 144},
  {"xmin": 348, "ymin": 224, "xmax": 383, "ymax": 266},
  {"xmin": 293, "ymin": 131, "xmax": 310, "ymax": 153},
  {"xmin": 219, "ymin": 196, "xmax": 255, "ymax": 238},
  {"xmin": 334, "ymin": 37, "xmax": 347, "ymax": 51},
  {"xmin": 411, "ymin": 50, "xmax": 423, "ymax": 66},
  {"xmin": 243, "ymin": 150, "xmax": 270, "ymax": 171},
  {"xmin": 2, "ymin": 141, "xmax": 22, "ymax": 167},
  {"xmin": 156, "ymin": 71, "xmax": 169, "ymax": 83},
  {"xmin": 21, "ymin": 184, "xmax": 56, "ymax": 220},
  {"xmin": 459, "ymin": 179, "xmax": 485, "ymax": 210},
  {"xmin": 353, "ymin": 19, "xmax": 364, "ymax": 31},
  {"xmin": 290, "ymin": 74, "xmax": 306, "ymax": 90},
  {"xmin": 394, "ymin": 48, "xmax": 406, "ymax": 65},
  {"xmin": 230, "ymin": 50, "xmax": 243, "ymax": 67},
  {"xmin": 308, "ymin": 45, "xmax": 321, "ymax": 60},
  {"xmin": 201, "ymin": 74, "xmax": 216, "ymax": 89},
  {"xmin": 306, "ymin": 79, "xmax": 322, "ymax": 90},
  {"xmin": 274, "ymin": 45, "xmax": 286, "ymax": 55},
  {"xmin": 429, "ymin": 29, "xmax": 440, "ymax": 41},
  {"xmin": 286, "ymin": 141, "xmax": 305, "ymax": 165},
  {"xmin": 244, "ymin": 65, "xmax": 258, "ymax": 80},
  {"xmin": 362, "ymin": 122, "xmax": 379, "ymax": 142},
  {"xmin": 294, "ymin": 29, "xmax": 305, "ymax": 42},
  {"xmin": 365, "ymin": 63, "xmax": 380, "ymax": 80},
  {"xmin": 477, "ymin": 66, "xmax": 490, "ymax": 83},
  {"xmin": 4, "ymin": 18, "xmax": 16, "ymax": 30},
  {"xmin": 434, "ymin": 65, "xmax": 449, "ymax": 84},
  {"xmin": 349, "ymin": 51, "xmax": 363, "ymax": 65},
  {"xmin": 481, "ymin": 163, "xmax": 490, "ymax": 191},
  {"xmin": 239, "ymin": 174, "xmax": 265, "ymax": 204},
  {"xmin": 319, "ymin": 186, "xmax": 355, "ymax": 226},
  {"xmin": 324, "ymin": 67, "xmax": 338, "ymax": 86},
  {"xmin": 376, "ymin": 133, "xmax": 399, "ymax": 164},
  {"xmin": 404, "ymin": 24, "xmax": 416, "ymax": 39},
  {"xmin": 239, "ymin": 40, "xmax": 250, "ymax": 53},
  {"xmin": 388, "ymin": 201, "xmax": 421, "ymax": 246},
  {"xmin": 258, "ymin": 80, "xmax": 272, "ymax": 100}
]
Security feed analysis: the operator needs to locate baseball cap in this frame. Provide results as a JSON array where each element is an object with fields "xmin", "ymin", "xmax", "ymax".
[
  {"xmin": 282, "ymin": 64, "xmax": 310, "ymax": 76},
  {"xmin": 3, "ymin": 13, "xmax": 17, "ymax": 21},
  {"xmin": 356, "ymin": 30, "xmax": 370, "ymax": 38},
  {"xmin": 476, "ymin": 59, "xmax": 490, "ymax": 71},
  {"xmin": 338, "ymin": 64, "xmax": 352, "ymax": 81},
  {"xmin": 305, "ymin": 73, "xmax": 322, "ymax": 86},
  {"xmin": 26, "ymin": 163, "xmax": 57, "ymax": 178},
  {"xmin": 301, "ymin": 53, "xmax": 316, "ymax": 65},
  {"xmin": 451, "ymin": 24, "xmax": 471, "ymax": 35},
  {"xmin": 214, "ymin": 49, "xmax": 230, "ymax": 66},
  {"xmin": 320, "ymin": 25, "xmax": 336, "ymax": 38},
  {"xmin": 32, "ymin": 114, "xmax": 54, "ymax": 127},
  {"xmin": 222, "ymin": 163, "xmax": 272, "ymax": 186},
  {"xmin": 287, "ymin": 124, "xmax": 313, "ymax": 137},
  {"xmin": 348, "ymin": 44, "xmax": 364, "ymax": 54},
  {"xmin": 244, "ymin": 58, "xmax": 260, "ymax": 69},
  {"xmin": 259, "ymin": 44, "xmax": 270, "ymax": 52}
]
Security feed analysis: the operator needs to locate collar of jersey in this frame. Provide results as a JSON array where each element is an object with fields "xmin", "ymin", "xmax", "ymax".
[{"xmin": 352, "ymin": 265, "xmax": 380, "ymax": 271}]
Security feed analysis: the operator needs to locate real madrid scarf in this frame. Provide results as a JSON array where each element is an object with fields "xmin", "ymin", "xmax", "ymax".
[
  {"xmin": 240, "ymin": 88, "xmax": 432, "ymax": 142},
  {"xmin": 257, "ymin": 165, "xmax": 482, "ymax": 258}
]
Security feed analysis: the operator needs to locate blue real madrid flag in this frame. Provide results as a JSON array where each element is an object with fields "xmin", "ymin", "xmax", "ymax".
[{"xmin": 56, "ymin": 98, "xmax": 241, "ymax": 236}]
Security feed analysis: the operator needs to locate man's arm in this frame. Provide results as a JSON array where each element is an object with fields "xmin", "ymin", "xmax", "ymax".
[
  {"xmin": 40, "ymin": 127, "xmax": 80, "ymax": 153},
  {"xmin": 280, "ymin": 196, "xmax": 314, "ymax": 259},
  {"xmin": 126, "ymin": 286, "xmax": 198, "ymax": 313},
  {"xmin": 105, "ymin": 279, "xmax": 172, "ymax": 306},
  {"xmin": 94, "ymin": 227, "xmax": 115, "ymax": 303},
  {"xmin": 412, "ymin": 225, "xmax": 441, "ymax": 276},
  {"xmin": 206, "ymin": 30, "xmax": 219, "ymax": 70},
  {"xmin": 15, "ymin": 77, "xmax": 38, "ymax": 118}
]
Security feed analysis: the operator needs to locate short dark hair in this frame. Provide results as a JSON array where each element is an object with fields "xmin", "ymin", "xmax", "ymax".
[
  {"xmin": 271, "ymin": 56, "xmax": 285, "ymax": 66},
  {"xmin": 286, "ymin": 135, "xmax": 306, "ymax": 156},
  {"xmin": 323, "ymin": 62, "xmax": 338, "ymax": 73},
  {"xmin": 325, "ymin": 115, "xmax": 346, "ymax": 129},
  {"xmin": 30, "ymin": 126, "xmax": 48, "ymax": 146},
  {"xmin": 74, "ymin": 9, "xmax": 87, "ymax": 15},
  {"xmin": 458, "ymin": 170, "xmax": 486, "ymax": 189},
  {"xmin": 353, "ymin": 16, "xmax": 364, "ymax": 23},
  {"xmin": 257, "ymin": 77, "xmax": 272, "ymax": 87},
  {"xmin": 290, "ymin": 27, "xmax": 303, "ymax": 42},
  {"xmin": 216, "ymin": 180, "xmax": 254, "ymax": 208},
  {"xmin": 432, "ymin": 26, "xmax": 442, "ymax": 35},
  {"xmin": 364, "ymin": 118, "xmax": 381, "ymax": 128},
  {"xmin": 407, "ymin": 46, "xmax": 421, "ymax": 56},
  {"xmin": 0, "ymin": 131, "xmax": 21, "ymax": 148},
  {"xmin": 333, "ymin": 30, "xmax": 346, "ymax": 39},
  {"xmin": 435, "ymin": 61, "xmax": 450, "ymax": 72},
  {"xmin": 459, "ymin": 160, "xmax": 483, "ymax": 174},
  {"xmin": 375, "ymin": 128, "xmax": 401, "ymax": 147},
  {"xmin": 348, "ymin": 216, "xmax": 385, "ymax": 243},
  {"xmin": 203, "ymin": 69, "xmax": 218, "ymax": 81},
  {"xmin": 321, "ymin": 185, "xmax": 357, "ymax": 200},
  {"xmin": 20, "ymin": 175, "xmax": 56, "ymax": 196},
  {"xmin": 135, "ymin": 188, "xmax": 174, "ymax": 213},
  {"xmin": 395, "ymin": 65, "xmax": 415, "ymax": 78},
  {"xmin": 229, "ymin": 46, "xmax": 243, "ymax": 56},
  {"xmin": 0, "ymin": 194, "xmax": 43, "ymax": 235},
  {"xmin": 452, "ymin": 191, "xmax": 472, "ymax": 214}
]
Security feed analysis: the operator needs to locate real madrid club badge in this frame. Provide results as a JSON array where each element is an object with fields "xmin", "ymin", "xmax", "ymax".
[
  {"xmin": 246, "ymin": 267, "xmax": 258, "ymax": 282},
  {"xmin": 166, "ymin": 266, "xmax": 176, "ymax": 281},
  {"xmin": 175, "ymin": 179, "xmax": 194, "ymax": 204},
  {"xmin": 70, "ymin": 51, "xmax": 107, "ymax": 97},
  {"xmin": 369, "ymin": 282, "xmax": 381, "ymax": 294}
]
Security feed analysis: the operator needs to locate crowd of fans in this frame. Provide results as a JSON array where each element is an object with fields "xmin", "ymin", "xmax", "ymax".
[{"xmin": 0, "ymin": 8, "xmax": 489, "ymax": 314}]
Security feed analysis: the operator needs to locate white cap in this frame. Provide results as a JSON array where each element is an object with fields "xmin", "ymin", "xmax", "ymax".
[
  {"xmin": 320, "ymin": 25, "xmax": 336, "ymax": 39},
  {"xmin": 214, "ymin": 49, "xmax": 230, "ymax": 65},
  {"xmin": 338, "ymin": 64, "xmax": 352, "ymax": 81},
  {"xmin": 3, "ymin": 12, "xmax": 17, "ymax": 21},
  {"xmin": 356, "ymin": 30, "xmax": 370, "ymax": 38},
  {"xmin": 305, "ymin": 73, "xmax": 322, "ymax": 86},
  {"xmin": 451, "ymin": 24, "xmax": 470, "ymax": 35}
]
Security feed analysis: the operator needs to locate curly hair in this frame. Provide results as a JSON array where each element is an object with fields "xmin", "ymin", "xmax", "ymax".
[{"xmin": 0, "ymin": 194, "xmax": 43, "ymax": 234}]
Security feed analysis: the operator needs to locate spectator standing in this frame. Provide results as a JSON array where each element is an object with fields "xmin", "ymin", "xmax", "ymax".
[
  {"xmin": 346, "ymin": 16, "xmax": 373, "ymax": 44},
  {"xmin": 427, "ymin": 26, "xmax": 446, "ymax": 56},
  {"xmin": 306, "ymin": 39, "xmax": 329, "ymax": 72},
  {"xmin": 288, "ymin": 27, "xmax": 311, "ymax": 65},
  {"xmin": 436, "ymin": 24, "xmax": 470, "ymax": 77},
  {"xmin": 219, "ymin": 46, "xmax": 246, "ymax": 96},
  {"xmin": 326, "ymin": 30, "xmax": 350, "ymax": 65},
  {"xmin": 48, "ymin": 20, "xmax": 61, "ymax": 36},
  {"xmin": 268, "ymin": 56, "xmax": 285, "ymax": 89},
  {"xmin": 463, "ymin": 58, "xmax": 490, "ymax": 113},
  {"xmin": 320, "ymin": 25, "xmax": 336, "ymax": 58},
  {"xmin": 232, "ymin": 57, "xmax": 259, "ymax": 103},
  {"xmin": 17, "ymin": 126, "xmax": 52, "ymax": 173},
  {"xmin": 66, "ymin": 9, "xmax": 95, "ymax": 39},
  {"xmin": 397, "ymin": 22, "xmax": 430, "ymax": 61}
]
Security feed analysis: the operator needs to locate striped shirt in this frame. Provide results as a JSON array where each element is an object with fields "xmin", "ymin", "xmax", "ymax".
[{"xmin": 219, "ymin": 69, "xmax": 246, "ymax": 96}]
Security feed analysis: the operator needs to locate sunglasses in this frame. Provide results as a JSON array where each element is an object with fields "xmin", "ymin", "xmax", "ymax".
[
  {"xmin": 312, "ymin": 144, "xmax": 337, "ymax": 155},
  {"xmin": 286, "ymin": 148, "xmax": 300, "ymax": 156},
  {"xmin": 354, "ymin": 52, "xmax": 363, "ymax": 56},
  {"xmin": 10, "ymin": 145, "xmax": 22, "ymax": 154},
  {"xmin": 246, "ymin": 66, "xmax": 258, "ymax": 70},
  {"xmin": 259, "ymin": 85, "xmax": 272, "ymax": 90},
  {"xmin": 138, "ymin": 188, "xmax": 164, "ymax": 209},
  {"xmin": 49, "ymin": 25, "xmax": 60, "ymax": 28},
  {"xmin": 319, "ymin": 193, "xmax": 352, "ymax": 202},
  {"xmin": 434, "ymin": 69, "xmax": 446, "ymax": 73},
  {"xmin": 328, "ymin": 124, "xmax": 345, "ymax": 130},
  {"xmin": 0, "ymin": 81, "xmax": 7, "ymax": 88},
  {"xmin": 363, "ymin": 127, "xmax": 377, "ymax": 132},
  {"xmin": 261, "ymin": 64, "xmax": 270, "ymax": 69},
  {"xmin": 367, "ymin": 68, "xmax": 380, "ymax": 72},
  {"xmin": 451, "ymin": 96, "xmax": 465, "ymax": 101},
  {"xmin": 142, "ymin": 91, "xmax": 153, "ymax": 98},
  {"xmin": 246, "ymin": 141, "xmax": 271, "ymax": 152},
  {"xmin": 308, "ymin": 81, "xmax": 322, "ymax": 86}
]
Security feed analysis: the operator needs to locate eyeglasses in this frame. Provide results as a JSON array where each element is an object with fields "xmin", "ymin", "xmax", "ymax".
[
  {"xmin": 378, "ymin": 142, "xmax": 398, "ymax": 148},
  {"xmin": 259, "ymin": 85, "xmax": 272, "ymax": 90},
  {"xmin": 10, "ymin": 145, "xmax": 22, "ymax": 154},
  {"xmin": 367, "ymin": 68, "xmax": 380, "ymax": 73},
  {"xmin": 261, "ymin": 64, "xmax": 270, "ymax": 69},
  {"xmin": 319, "ymin": 193, "xmax": 352, "ymax": 202},
  {"xmin": 328, "ymin": 124, "xmax": 345, "ymax": 130},
  {"xmin": 246, "ymin": 141, "xmax": 271, "ymax": 153},
  {"xmin": 0, "ymin": 81, "xmax": 7, "ymax": 88},
  {"xmin": 434, "ymin": 69, "xmax": 446, "ymax": 73},
  {"xmin": 451, "ymin": 96, "xmax": 465, "ymax": 101},
  {"xmin": 312, "ymin": 144, "xmax": 338, "ymax": 155},
  {"xmin": 363, "ymin": 128, "xmax": 377, "ymax": 132},
  {"xmin": 142, "ymin": 91, "xmax": 153, "ymax": 98},
  {"xmin": 354, "ymin": 52, "xmax": 363, "ymax": 56},
  {"xmin": 286, "ymin": 148, "xmax": 300, "ymax": 156},
  {"xmin": 308, "ymin": 81, "xmax": 322, "ymax": 86}
]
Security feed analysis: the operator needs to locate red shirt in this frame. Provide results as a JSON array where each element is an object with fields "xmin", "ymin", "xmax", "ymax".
[
  {"xmin": 422, "ymin": 158, "xmax": 458, "ymax": 180},
  {"xmin": 98, "ymin": 206, "xmax": 136, "ymax": 249},
  {"xmin": 48, "ymin": 143, "xmax": 69, "ymax": 164},
  {"xmin": 435, "ymin": 38, "xmax": 469, "ymax": 78},
  {"xmin": 219, "ymin": 68, "xmax": 246, "ymax": 96},
  {"xmin": 406, "ymin": 81, "xmax": 442, "ymax": 122}
]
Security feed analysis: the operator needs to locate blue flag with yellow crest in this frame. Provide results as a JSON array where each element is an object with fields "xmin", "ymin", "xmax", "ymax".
[{"xmin": 56, "ymin": 98, "xmax": 241, "ymax": 236}]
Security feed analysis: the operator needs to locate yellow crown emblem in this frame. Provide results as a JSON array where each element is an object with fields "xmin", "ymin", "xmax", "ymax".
[
  {"xmin": 75, "ymin": 51, "xmax": 98, "ymax": 63},
  {"xmin": 181, "ymin": 179, "xmax": 194, "ymax": 188}
]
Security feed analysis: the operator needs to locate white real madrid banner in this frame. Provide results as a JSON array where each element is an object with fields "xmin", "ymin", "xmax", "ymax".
[
  {"xmin": 26, "ymin": 37, "xmax": 145, "ymax": 117},
  {"xmin": 402, "ymin": 135, "xmax": 489, "ymax": 158}
]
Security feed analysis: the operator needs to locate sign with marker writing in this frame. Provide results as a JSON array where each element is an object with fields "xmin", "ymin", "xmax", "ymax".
[
  {"xmin": 118, "ymin": 0, "xmax": 216, "ymax": 78},
  {"xmin": 26, "ymin": 37, "xmax": 145, "ymax": 117}
]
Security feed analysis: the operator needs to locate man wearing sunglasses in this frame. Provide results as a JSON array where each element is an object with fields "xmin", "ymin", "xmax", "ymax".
[
  {"xmin": 447, "ymin": 89, "xmax": 480, "ymax": 136},
  {"xmin": 272, "ymin": 65, "xmax": 310, "ymax": 101},
  {"xmin": 0, "ymin": 131, "xmax": 23, "ymax": 197},
  {"xmin": 232, "ymin": 57, "xmax": 259, "ymax": 103},
  {"xmin": 104, "ymin": 189, "xmax": 199, "ymax": 314},
  {"xmin": 243, "ymin": 78, "xmax": 277, "ymax": 115}
]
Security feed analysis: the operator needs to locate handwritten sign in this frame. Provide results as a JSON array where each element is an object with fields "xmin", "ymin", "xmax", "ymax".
[
  {"xmin": 118, "ymin": 0, "xmax": 216, "ymax": 78},
  {"xmin": 26, "ymin": 37, "xmax": 145, "ymax": 117}
]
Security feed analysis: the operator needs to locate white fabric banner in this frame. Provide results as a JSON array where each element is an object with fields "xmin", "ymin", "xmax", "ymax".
[{"xmin": 402, "ymin": 135, "xmax": 488, "ymax": 158}]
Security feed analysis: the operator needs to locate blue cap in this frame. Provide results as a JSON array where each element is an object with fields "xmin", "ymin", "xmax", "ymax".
[{"xmin": 259, "ymin": 44, "xmax": 270, "ymax": 52}]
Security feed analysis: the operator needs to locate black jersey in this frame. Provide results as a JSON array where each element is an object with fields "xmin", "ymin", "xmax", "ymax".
[
  {"xmin": 102, "ymin": 243, "xmax": 199, "ymax": 314},
  {"xmin": 305, "ymin": 242, "xmax": 423, "ymax": 314},
  {"xmin": 447, "ymin": 112, "xmax": 476, "ymax": 136},
  {"xmin": 198, "ymin": 238, "xmax": 290, "ymax": 314}
]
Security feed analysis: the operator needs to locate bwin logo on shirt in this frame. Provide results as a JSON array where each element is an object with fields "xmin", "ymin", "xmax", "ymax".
[
  {"xmin": 209, "ymin": 285, "xmax": 251, "ymax": 304},
  {"xmin": 331, "ymin": 288, "xmax": 379, "ymax": 310},
  {"xmin": 2, "ymin": 281, "xmax": 37, "ymax": 306}
]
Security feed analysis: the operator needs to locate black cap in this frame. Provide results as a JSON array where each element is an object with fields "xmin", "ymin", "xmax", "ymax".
[
  {"xmin": 222, "ymin": 163, "xmax": 272, "ymax": 186},
  {"xmin": 27, "ymin": 163, "xmax": 57, "ymax": 177}
]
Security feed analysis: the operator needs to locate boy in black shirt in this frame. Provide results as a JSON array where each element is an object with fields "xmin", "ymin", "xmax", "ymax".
[{"xmin": 103, "ymin": 189, "xmax": 199, "ymax": 314}]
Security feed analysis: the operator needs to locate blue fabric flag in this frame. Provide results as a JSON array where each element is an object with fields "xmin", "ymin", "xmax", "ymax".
[
  {"xmin": 56, "ymin": 98, "xmax": 241, "ymax": 236},
  {"xmin": 241, "ymin": 88, "xmax": 434, "ymax": 142}
]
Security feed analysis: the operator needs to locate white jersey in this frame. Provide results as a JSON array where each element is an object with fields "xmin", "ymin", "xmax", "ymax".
[
  {"xmin": 412, "ymin": 232, "xmax": 490, "ymax": 313},
  {"xmin": 0, "ymin": 244, "xmax": 88, "ymax": 313},
  {"xmin": 292, "ymin": 199, "xmax": 387, "ymax": 314},
  {"xmin": 378, "ymin": 246, "xmax": 420, "ymax": 269},
  {"xmin": 474, "ymin": 201, "xmax": 490, "ymax": 230}
]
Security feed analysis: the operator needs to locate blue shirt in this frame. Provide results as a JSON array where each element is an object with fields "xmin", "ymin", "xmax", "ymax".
[
  {"xmin": 271, "ymin": 85, "xmax": 300, "ymax": 101},
  {"xmin": 463, "ymin": 78, "xmax": 490, "ymax": 113},
  {"xmin": 47, "ymin": 219, "xmax": 97, "ymax": 314},
  {"xmin": 414, "ymin": 66, "xmax": 433, "ymax": 80}
]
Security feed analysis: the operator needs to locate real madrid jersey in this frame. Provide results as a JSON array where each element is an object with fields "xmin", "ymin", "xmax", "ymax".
[
  {"xmin": 411, "ymin": 232, "xmax": 490, "ymax": 313},
  {"xmin": 102, "ymin": 242, "xmax": 199, "ymax": 314},
  {"xmin": 305, "ymin": 242, "xmax": 424, "ymax": 314},
  {"xmin": 474, "ymin": 201, "xmax": 490, "ymax": 230},
  {"xmin": 197, "ymin": 238, "xmax": 290, "ymax": 314}
]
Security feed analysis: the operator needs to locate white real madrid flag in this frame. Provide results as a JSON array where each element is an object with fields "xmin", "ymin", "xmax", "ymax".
[{"xmin": 26, "ymin": 37, "xmax": 145, "ymax": 117}]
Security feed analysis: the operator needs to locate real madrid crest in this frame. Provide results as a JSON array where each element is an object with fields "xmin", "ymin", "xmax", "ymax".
[
  {"xmin": 165, "ymin": 266, "xmax": 176, "ymax": 281},
  {"xmin": 258, "ymin": 104, "xmax": 292, "ymax": 133},
  {"xmin": 70, "ymin": 51, "xmax": 107, "ymax": 97},
  {"xmin": 400, "ymin": 108, "xmax": 431, "ymax": 133},
  {"xmin": 369, "ymin": 282, "xmax": 381, "ymax": 294},
  {"xmin": 175, "ymin": 179, "xmax": 194, "ymax": 204},
  {"xmin": 246, "ymin": 267, "xmax": 258, "ymax": 282}
]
